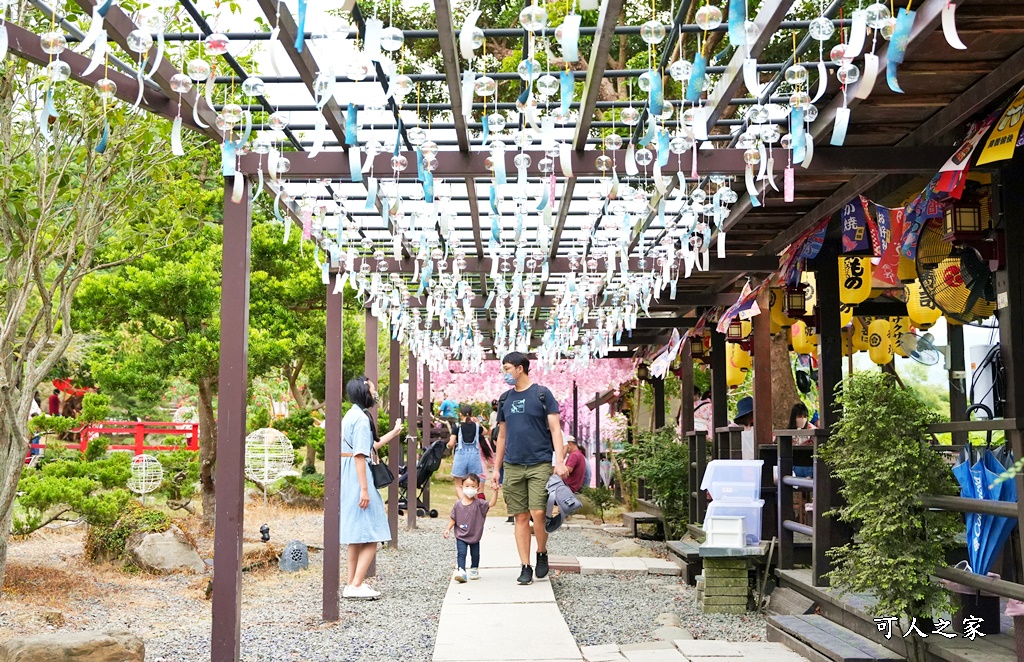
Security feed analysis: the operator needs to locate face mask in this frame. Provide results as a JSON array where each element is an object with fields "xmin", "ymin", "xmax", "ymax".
[
  {"xmin": 502, "ymin": 372, "xmax": 517, "ymax": 386},
  {"xmin": 463, "ymin": 487, "xmax": 478, "ymax": 499}
]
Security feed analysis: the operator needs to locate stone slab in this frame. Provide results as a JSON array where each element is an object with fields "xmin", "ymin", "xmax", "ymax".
[
  {"xmin": 442, "ymin": 567, "xmax": 556, "ymax": 606},
  {"xmin": 579, "ymin": 557, "xmax": 619, "ymax": 575},
  {"xmin": 643, "ymin": 558, "xmax": 683, "ymax": 575},
  {"xmin": 618, "ymin": 642, "xmax": 676, "ymax": 652},
  {"xmin": 702, "ymin": 604, "xmax": 747, "ymax": 614},
  {"xmin": 434, "ymin": 603, "xmax": 580, "ymax": 660},
  {"xmin": 653, "ymin": 626, "xmax": 693, "ymax": 641},
  {"xmin": 620, "ymin": 649, "xmax": 688, "ymax": 662},
  {"xmin": 698, "ymin": 544, "xmax": 768, "ymax": 558},
  {"xmin": 611, "ymin": 557, "xmax": 649, "ymax": 573},
  {"xmin": 673, "ymin": 640, "xmax": 743, "ymax": 657},
  {"xmin": 580, "ymin": 644, "xmax": 628, "ymax": 662}
]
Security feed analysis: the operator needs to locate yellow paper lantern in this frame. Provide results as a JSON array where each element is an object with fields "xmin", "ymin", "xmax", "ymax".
[
  {"xmin": 839, "ymin": 303, "xmax": 854, "ymax": 328},
  {"xmin": 791, "ymin": 320, "xmax": 816, "ymax": 355},
  {"xmin": 770, "ymin": 315, "xmax": 782, "ymax": 335},
  {"xmin": 769, "ymin": 288, "xmax": 797, "ymax": 328},
  {"xmin": 898, "ymin": 253, "xmax": 918, "ymax": 283},
  {"xmin": 839, "ymin": 257, "xmax": 873, "ymax": 304},
  {"xmin": 905, "ymin": 280, "xmax": 942, "ymax": 329},
  {"xmin": 726, "ymin": 344, "xmax": 746, "ymax": 387},
  {"xmin": 852, "ymin": 316, "xmax": 873, "ymax": 352},
  {"xmin": 890, "ymin": 316, "xmax": 911, "ymax": 357},
  {"xmin": 868, "ymin": 319, "xmax": 894, "ymax": 365},
  {"xmin": 732, "ymin": 342, "xmax": 752, "ymax": 372}
]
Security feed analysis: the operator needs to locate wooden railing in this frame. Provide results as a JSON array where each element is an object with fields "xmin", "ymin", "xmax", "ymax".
[
  {"xmin": 776, "ymin": 428, "xmax": 828, "ymax": 570},
  {"xmin": 28, "ymin": 421, "xmax": 200, "ymax": 457}
]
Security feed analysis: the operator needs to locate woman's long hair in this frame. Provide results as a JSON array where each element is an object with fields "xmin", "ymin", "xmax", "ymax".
[
  {"xmin": 788, "ymin": 402, "xmax": 810, "ymax": 430},
  {"xmin": 346, "ymin": 376, "xmax": 379, "ymax": 441}
]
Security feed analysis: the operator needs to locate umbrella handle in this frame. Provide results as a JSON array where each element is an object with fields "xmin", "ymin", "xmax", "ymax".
[{"xmin": 965, "ymin": 404, "xmax": 995, "ymax": 450}]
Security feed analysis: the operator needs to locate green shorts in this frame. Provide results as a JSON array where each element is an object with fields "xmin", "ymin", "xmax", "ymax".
[{"xmin": 503, "ymin": 462, "xmax": 552, "ymax": 514}]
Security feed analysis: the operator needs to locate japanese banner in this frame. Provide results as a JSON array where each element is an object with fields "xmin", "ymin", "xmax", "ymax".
[
  {"xmin": 977, "ymin": 83, "xmax": 1024, "ymax": 165},
  {"xmin": 873, "ymin": 205, "xmax": 904, "ymax": 286},
  {"xmin": 841, "ymin": 195, "xmax": 875, "ymax": 254}
]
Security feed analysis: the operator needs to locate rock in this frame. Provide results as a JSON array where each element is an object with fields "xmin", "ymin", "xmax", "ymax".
[
  {"xmin": 653, "ymin": 612, "xmax": 681, "ymax": 628},
  {"xmin": 279, "ymin": 540, "xmax": 309, "ymax": 572},
  {"xmin": 0, "ymin": 627, "xmax": 144, "ymax": 662},
  {"xmin": 653, "ymin": 626, "xmax": 693, "ymax": 641},
  {"xmin": 575, "ymin": 492, "xmax": 596, "ymax": 516},
  {"xmin": 127, "ymin": 526, "xmax": 204, "ymax": 575},
  {"xmin": 609, "ymin": 540, "xmax": 657, "ymax": 558}
]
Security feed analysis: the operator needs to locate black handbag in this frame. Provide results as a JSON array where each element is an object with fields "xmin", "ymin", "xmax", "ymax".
[{"xmin": 369, "ymin": 450, "xmax": 394, "ymax": 489}]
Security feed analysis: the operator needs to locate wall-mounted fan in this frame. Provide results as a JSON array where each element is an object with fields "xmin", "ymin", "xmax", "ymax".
[
  {"xmin": 916, "ymin": 219, "xmax": 997, "ymax": 324},
  {"xmin": 898, "ymin": 332, "xmax": 945, "ymax": 367}
]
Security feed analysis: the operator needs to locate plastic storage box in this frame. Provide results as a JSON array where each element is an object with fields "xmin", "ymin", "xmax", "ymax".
[
  {"xmin": 705, "ymin": 516, "xmax": 745, "ymax": 547},
  {"xmin": 703, "ymin": 499, "xmax": 764, "ymax": 546},
  {"xmin": 699, "ymin": 459, "xmax": 764, "ymax": 502}
]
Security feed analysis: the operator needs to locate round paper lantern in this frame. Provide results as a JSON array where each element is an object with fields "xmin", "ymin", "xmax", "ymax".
[
  {"xmin": 890, "ymin": 316, "xmax": 911, "ymax": 357},
  {"xmin": 791, "ymin": 320, "xmax": 816, "ymax": 355},
  {"xmin": 733, "ymin": 343, "xmax": 752, "ymax": 371},
  {"xmin": 867, "ymin": 318, "xmax": 894, "ymax": 365},
  {"xmin": 770, "ymin": 315, "xmax": 782, "ymax": 335},
  {"xmin": 839, "ymin": 257, "xmax": 873, "ymax": 304},
  {"xmin": 905, "ymin": 280, "xmax": 941, "ymax": 329},
  {"xmin": 839, "ymin": 303, "xmax": 854, "ymax": 328},
  {"xmin": 898, "ymin": 253, "xmax": 918, "ymax": 283},
  {"xmin": 852, "ymin": 316, "xmax": 872, "ymax": 352},
  {"xmin": 769, "ymin": 288, "xmax": 797, "ymax": 328},
  {"xmin": 726, "ymin": 344, "xmax": 746, "ymax": 387}
]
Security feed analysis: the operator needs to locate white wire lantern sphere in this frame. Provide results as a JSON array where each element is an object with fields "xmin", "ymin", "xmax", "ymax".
[
  {"xmin": 172, "ymin": 405, "xmax": 199, "ymax": 423},
  {"xmin": 128, "ymin": 454, "xmax": 164, "ymax": 495},
  {"xmin": 244, "ymin": 428, "xmax": 297, "ymax": 484}
]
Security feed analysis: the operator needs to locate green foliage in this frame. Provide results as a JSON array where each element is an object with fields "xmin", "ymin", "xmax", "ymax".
[
  {"xmin": 248, "ymin": 406, "xmax": 271, "ymax": 434},
  {"xmin": 580, "ymin": 486, "xmax": 617, "ymax": 524},
  {"xmin": 29, "ymin": 415, "xmax": 76, "ymax": 436},
  {"xmin": 619, "ymin": 426, "xmax": 689, "ymax": 537},
  {"xmin": 79, "ymin": 392, "xmax": 111, "ymax": 425},
  {"xmin": 84, "ymin": 436, "xmax": 110, "ymax": 463},
  {"xmin": 156, "ymin": 450, "xmax": 200, "ymax": 502},
  {"xmin": 282, "ymin": 473, "xmax": 325, "ymax": 500},
  {"xmin": 38, "ymin": 441, "xmax": 82, "ymax": 465},
  {"xmin": 86, "ymin": 501, "xmax": 171, "ymax": 562},
  {"xmin": 819, "ymin": 372, "xmax": 961, "ymax": 642}
]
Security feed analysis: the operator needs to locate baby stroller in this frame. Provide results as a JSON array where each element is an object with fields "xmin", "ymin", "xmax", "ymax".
[{"xmin": 397, "ymin": 439, "xmax": 447, "ymax": 518}]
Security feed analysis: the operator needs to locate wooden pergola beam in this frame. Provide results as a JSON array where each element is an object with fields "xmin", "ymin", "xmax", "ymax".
[
  {"xmin": 572, "ymin": 0, "xmax": 626, "ymax": 152},
  {"xmin": 344, "ymin": 254, "xmax": 778, "ymax": 275},
  {"xmin": 433, "ymin": 0, "xmax": 470, "ymax": 152}
]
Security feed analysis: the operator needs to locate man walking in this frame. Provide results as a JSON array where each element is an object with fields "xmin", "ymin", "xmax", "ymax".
[{"xmin": 490, "ymin": 352, "xmax": 568, "ymax": 585}]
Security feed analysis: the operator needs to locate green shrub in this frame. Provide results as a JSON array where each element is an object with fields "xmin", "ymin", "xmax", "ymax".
[
  {"xmin": 580, "ymin": 486, "xmax": 617, "ymax": 523},
  {"xmin": 84, "ymin": 436, "xmax": 109, "ymax": 462},
  {"xmin": 29, "ymin": 415, "xmax": 77, "ymax": 437},
  {"xmin": 819, "ymin": 372, "xmax": 960, "ymax": 662},
  {"xmin": 86, "ymin": 500, "xmax": 171, "ymax": 562},
  {"xmin": 282, "ymin": 473, "xmax": 325, "ymax": 499},
  {"xmin": 79, "ymin": 392, "xmax": 111, "ymax": 425},
  {"xmin": 619, "ymin": 426, "xmax": 689, "ymax": 538}
]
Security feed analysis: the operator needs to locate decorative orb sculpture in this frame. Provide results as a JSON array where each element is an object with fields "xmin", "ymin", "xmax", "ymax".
[
  {"xmin": 244, "ymin": 428, "xmax": 296, "ymax": 486},
  {"xmin": 128, "ymin": 454, "xmax": 164, "ymax": 499}
]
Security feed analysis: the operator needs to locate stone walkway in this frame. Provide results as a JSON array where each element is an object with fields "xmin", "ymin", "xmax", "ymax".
[{"xmin": 431, "ymin": 518, "xmax": 808, "ymax": 662}]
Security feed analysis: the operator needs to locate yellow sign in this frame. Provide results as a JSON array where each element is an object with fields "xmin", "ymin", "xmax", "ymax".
[{"xmin": 977, "ymin": 83, "xmax": 1024, "ymax": 165}]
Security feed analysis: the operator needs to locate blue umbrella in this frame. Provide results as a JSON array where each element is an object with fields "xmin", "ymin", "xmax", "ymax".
[
  {"xmin": 952, "ymin": 447, "xmax": 983, "ymax": 571},
  {"xmin": 977, "ymin": 448, "xmax": 1017, "ymax": 576},
  {"xmin": 951, "ymin": 445, "xmax": 1018, "ymax": 576}
]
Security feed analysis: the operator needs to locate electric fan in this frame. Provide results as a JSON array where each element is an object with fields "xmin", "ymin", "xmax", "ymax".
[
  {"xmin": 915, "ymin": 219, "xmax": 997, "ymax": 324},
  {"xmin": 898, "ymin": 332, "xmax": 944, "ymax": 367}
]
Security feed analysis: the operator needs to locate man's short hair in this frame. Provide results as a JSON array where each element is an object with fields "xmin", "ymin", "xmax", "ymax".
[
  {"xmin": 53, "ymin": 389, "xmax": 60, "ymax": 395},
  {"xmin": 501, "ymin": 351, "xmax": 530, "ymax": 374}
]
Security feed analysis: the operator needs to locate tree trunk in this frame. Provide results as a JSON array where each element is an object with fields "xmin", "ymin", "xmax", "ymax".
[
  {"xmin": 771, "ymin": 333, "xmax": 801, "ymax": 429},
  {"xmin": 285, "ymin": 361, "xmax": 307, "ymax": 410},
  {"xmin": 197, "ymin": 378, "xmax": 217, "ymax": 530},
  {"xmin": 0, "ymin": 422, "xmax": 28, "ymax": 594}
]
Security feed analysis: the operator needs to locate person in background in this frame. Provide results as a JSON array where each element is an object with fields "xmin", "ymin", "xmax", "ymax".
[
  {"xmin": 789, "ymin": 402, "xmax": 817, "ymax": 478},
  {"xmin": 692, "ymin": 387, "xmax": 713, "ymax": 434},
  {"xmin": 563, "ymin": 435, "xmax": 586, "ymax": 494},
  {"xmin": 444, "ymin": 474, "xmax": 500, "ymax": 582},
  {"xmin": 48, "ymin": 388, "xmax": 61, "ymax": 416},
  {"xmin": 448, "ymin": 404, "xmax": 485, "ymax": 501},
  {"xmin": 439, "ymin": 396, "xmax": 459, "ymax": 433},
  {"xmin": 734, "ymin": 396, "xmax": 755, "ymax": 461}
]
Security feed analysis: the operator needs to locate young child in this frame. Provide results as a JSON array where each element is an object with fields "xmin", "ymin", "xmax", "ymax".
[{"xmin": 443, "ymin": 474, "xmax": 499, "ymax": 583}]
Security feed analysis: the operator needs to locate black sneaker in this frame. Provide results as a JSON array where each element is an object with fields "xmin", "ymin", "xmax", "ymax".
[
  {"xmin": 535, "ymin": 552, "xmax": 549, "ymax": 579},
  {"xmin": 517, "ymin": 564, "xmax": 533, "ymax": 585},
  {"xmin": 506, "ymin": 515, "xmax": 514, "ymax": 523}
]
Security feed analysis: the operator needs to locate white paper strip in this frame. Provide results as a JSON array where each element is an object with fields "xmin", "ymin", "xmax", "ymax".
[
  {"xmin": 348, "ymin": 144, "xmax": 362, "ymax": 178},
  {"xmin": 460, "ymin": 10, "xmax": 483, "ymax": 61},
  {"xmin": 363, "ymin": 18, "xmax": 383, "ymax": 61},
  {"xmin": 802, "ymin": 131, "xmax": 815, "ymax": 168},
  {"xmin": 653, "ymin": 159, "xmax": 667, "ymax": 195},
  {"xmin": 82, "ymin": 32, "xmax": 106, "ymax": 76},
  {"xmin": 745, "ymin": 166, "xmax": 760, "ymax": 206},
  {"xmin": 254, "ymin": 168, "xmax": 264, "ymax": 202},
  {"xmin": 692, "ymin": 106, "xmax": 708, "ymax": 141},
  {"xmin": 845, "ymin": 10, "xmax": 867, "ymax": 58},
  {"xmin": 559, "ymin": 14, "xmax": 582, "ymax": 61},
  {"xmin": 756, "ymin": 142, "xmax": 767, "ymax": 181},
  {"xmin": 579, "ymin": 0, "xmax": 598, "ymax": 9},
  {"xmin": 76, "ymin": 8, "xmax": 104, "ymax": 53},
  {"xmin": 559, "ymin": 141, "xmax": 574, "ymax": 177},
  {"xmin": 717, "ymin": 230, "xmax": 726, "ymax": 259},
  {"xmin": 269, "ymin": 27, "xmax": 283, "ymax": 76},
  {"xmin": 830, "ymin": 106, "xmax": 851, "ymax": 146},
  {"xmin": 855, "ymin": 54, "xmax": 879, "ymax": 100},
  {"xmin": 232, "ymin": 172, "xmax": 244, "ymax": 203},
  {"xmin": 625, "ymin": 143, "xmax": 639, "ymax": 176},
  {"xmin": 943, "ymin": 4, "xmax": 968, "ymax": 50},
  {"xmin": 171, "ymin": 116, "xmax": 184, "ymax": 156},
  {"xmin": 766, "ymin": 157, "xmax": 779, "ymax": 191},
  {"xmin": 811, "ymin": 60, "xmax": 828, "ymax": 103},
  {"xmin": 147, "ymin": 32, "xmax": 165, "ymax": 80},
  {"xmin": 461, "ymin": 71, "xmax": 475, "ymax": 119},
  {"xmin": 742, "ymin": 58, "xmax": 762, "ymax": 98},
  {"xmin": 310, "ymin": 116, "xmax": 326, "ymax": 157}
]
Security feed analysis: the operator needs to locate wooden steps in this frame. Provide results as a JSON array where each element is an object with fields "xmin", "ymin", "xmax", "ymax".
[
  {"xmin": 622, "ymin": 510, "xmax": 664, "ymax": 540},
  {"xmin": 768, "ymin": 615, "xmax": 905, "ymax": 661},
  {"xmin": 667, "ymin": 539, "xmax": 702, "ymax": 585}
]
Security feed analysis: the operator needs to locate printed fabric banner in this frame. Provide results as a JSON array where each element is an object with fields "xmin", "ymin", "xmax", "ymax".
[
  {"xmin": 900, "ymin": 174, "xmax": 945, "ymax": 261},
  {"xmin": 873, "ymin": 205, "xmax": 904, "ymax": 286},
  {"xmin": 841, "ymin": 195, "xmax": 875, "ymax": 254},
  {"xmin": 977, "ymin": 83, "xmax": 1024, "ymax": 165},
  {"xmin": 941, "ymin": 114, "xmax": 996, "ymax": 172}
]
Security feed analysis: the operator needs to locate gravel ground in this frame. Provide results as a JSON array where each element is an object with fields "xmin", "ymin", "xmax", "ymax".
[{"xmin": 553, "ymin": 573, "xmax": 768, "ymax": 646}]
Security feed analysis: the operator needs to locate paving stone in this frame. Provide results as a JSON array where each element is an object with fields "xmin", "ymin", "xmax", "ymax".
[
  {"xmin": 578, "ymin": 557, "xmax": 618, "ymax": 575},
  {"xmin": 619, "ymin": 641, "xmax": 676, "ymax": 652},
  {"xmin": 620, "ymin": 649, "xmax": 687, "ymax": 662},
  {"xmin": 643, "ymin": 558, "xmax": 683, "ymax": 576},
  {"xmin": 653, "ymin": 612, "xmax": 681, "ymax": 627},
  {"xmin": 550, "ymin": 555, "xmax": 581, "ymax": 573},
  {"xmin": 581, "ymin": 644, "xmax": 627, "ymax": 662},
  {"xmin": 653, "ymin": 626, "xmax": 693, "ymax": 641},
  {"xmin": 674, "ymin": 640, "xmax": 743, "ymax": 657},
  {"xmin": 611, "ymin": 557, "xmax": 649, "ymax": 573}
]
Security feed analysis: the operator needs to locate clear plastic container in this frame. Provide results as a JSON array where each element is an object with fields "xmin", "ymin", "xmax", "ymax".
[
  {"xmin": 699, "ymin": 459, "xmax": 764, "ymax": 501},
  {"xmin": 703, "ymin": 499, "xmax": 764, "ymax": 546}
]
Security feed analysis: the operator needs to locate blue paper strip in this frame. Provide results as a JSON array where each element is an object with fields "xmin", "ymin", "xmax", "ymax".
[
  {"xmin": 393, "ymin": 119, "xmax": 403, "ymax": 156},
  {"xmin": 886, "ymin": 60, "xmax": 904, "ymax": 94},
  {"xmin": 657, "ymin": 128, "xmax": 669, "ymax": 167},
  {"xmin": 423, "ymin": 171, "xmax": 434, "ymax": 203},
  {"xmin": 639, "ymin": 117, "xmax": 656, "ymax": 147},
  {"xmin": 648, "ymin": 69, "xmax": 663, "ymax": 117},
  {"xmin": 97, "ymin": 0, "xmax": 113, "ymax": 18},
  {"xmin": 889, "ymin": 8, "xmax": 915, "ymax": 64},
  {"xmin": 490, "ymin": 213, "xmax": 500, "ymax": 243},
  {"xmin": 791, "ymin": 107, "xmax": 806, "ymax": 163},
  {"xmin": 345, "ymin": 103, "xmax": 358, "ymax": 145},
  {"xmin": 481, "ymin": 114, "xmax": 489, "ymax": 145},
  {"xmin": 416, "ymin": 147, "xmax": 425, "ymax": 182},
  {"xmin": 560, "ymin": 70, "xmax": 574, "ymax": 115},
  {"xmin": 728, "ymin": 0, "xmax": 746, "ymax": 46},
  {"xmin": 95, "ymin": 117, "xmax": 109, "ymax": 154},
  {"xmin": 295, "ymin": 0, "xmax": 308, "ymax": 52},
  {"xmin": 493, "ymin": 150, "xmax": 507, "ymax": 185},
  {"xmin": 489, "ymin": 184, "xmax": 499, "ymax": 214},
  {"xmin": 221, "ymin": 141, "xmax": 237, "ymax": 176},
  {"xmin": 686, "ymin": 54, "xmax": 706, "ymax": 103}
]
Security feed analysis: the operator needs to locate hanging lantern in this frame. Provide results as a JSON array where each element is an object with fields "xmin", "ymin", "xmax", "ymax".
[
  {"xmin": 890, "ymin": 316, "xmax": 911, "ymax": 357},
  {"xmin": 839, "ymin": 257, "xmax": 872, "ymax": 304},
  {"xmin": 783, "ymin": 283, "xmax": 809, "ymax": 318},
  {"xmin": 852, "ymin": 316, "xmax": 873, "ymax": 352},
  {"xmin": 905, "ymin": 280, "xmax": 942, "ymax": 329},
  {"xmin": 726, "ymin": 343, "xmax": 746, "ymax": 386},
  {"xmin": 839, "ymin": 303, "xmax": 854, "ymax": 328},
  {"xmin": 726, "ymin": 319, "xmax": 752, "ymax": 342},
  {"xmin": 770, "ymin": 288, "xmax": 797, "ymax": 328},
  {"xmin": 732, "ymin": 342, "xmax": 752, "ymax": 372},
  {"xmin": 898, "ymin": 252, "xmax": 918, "ymax": 283},
  {"xmin": 770, "ymin": 315, "xmax": 782, "ymax": 335},
  {"xmin": 943, "ymin": 189, "xmax": 988, "ymax": 241},
  {"xmin": 791, "ymin": 320, "xmax": 816, "ymax": 355},
  {"xmin": 636, "ymin": 362, "xmax": 651, "ymax": 382},
  {"xmin": 867, "ymin": 318, "xmax": 894, "ymax": 365},
  {"xmin": 691, "ymin": 337, "xmax": 708, "ymax": 362}
]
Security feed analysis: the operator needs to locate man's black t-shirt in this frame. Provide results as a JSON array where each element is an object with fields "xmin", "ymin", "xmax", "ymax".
[{"xmin": 497, "ymin": 384, "xmax": 559, "ymax": 465}]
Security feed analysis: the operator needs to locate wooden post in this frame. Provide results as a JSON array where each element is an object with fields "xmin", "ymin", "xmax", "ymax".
[
  {"xmin": 364, "ymin": 308, "xmax": 378, "ymax": 579},
  {"xmin": 421, "ymin": 363, "xmax": 431, "ymax": 513},
  {"xmin": 652, "ymin": 377, "xmax": 666, "ymax": 429},
  {"xmin": 710, "ymin": 330, "xmax": 728, "ymax": 459},
  {"xmin": 947, "ymin": 323, "xmax": 969, "ymax": 446},
  {"xmin": 679, "ymin": 344, "xmax": 694, "ymax": 437},
  {"xmin": 595, "ymin": 392, "xmax": 602, "ymax": 488},
  {"xmin": 811, "ymin": 237, "xmax": 848, "ymax": 587},
  {"xmin": 406, "ymin": 353, "xmax": 418, "ymax": 528},
  {"xmin": 210, "ymin": 178, "xmax": 251, "ymax": 661},
  {"xmin": 752, "ymin": 290, "xmax": 773, "ymax": 448},
  {"xmin": 322, "ymin": 276, "xmax": 343, "ymax": 620},
  {"xmin": 387, "ymin": 339, "xmax": 400, "ymax": 548}
]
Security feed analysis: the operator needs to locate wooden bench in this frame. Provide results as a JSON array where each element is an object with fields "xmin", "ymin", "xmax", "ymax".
[
  {"xmin": 767, "ymin": 615, "xmax": 904, "ymax": 662},
  {"xmin": 667, "ymin": 539, "xmax": 702, "ymax": 586},
  {"xmin": 622, "ymin": 511, "xmax": 664, "ymax": 540}
]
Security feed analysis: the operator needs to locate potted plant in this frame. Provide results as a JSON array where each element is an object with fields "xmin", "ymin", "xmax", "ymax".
[{"xmin": 819, "ymin": 371, "xmax": 960, "ymax": 662}]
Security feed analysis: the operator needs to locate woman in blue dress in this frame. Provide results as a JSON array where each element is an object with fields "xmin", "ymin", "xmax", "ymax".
[{"xmin": 341, "ymin": 376, "xmax": 403, "ymax": 600}]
